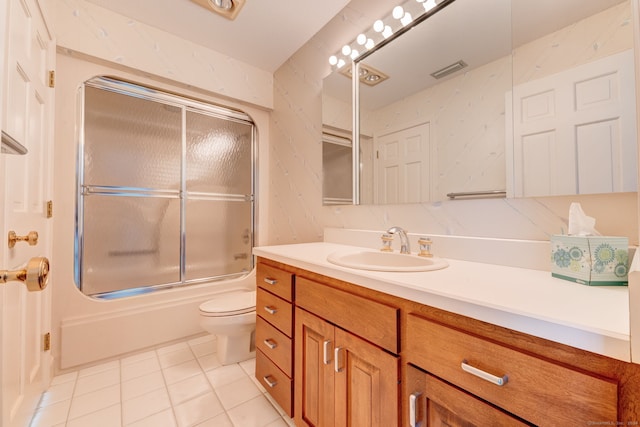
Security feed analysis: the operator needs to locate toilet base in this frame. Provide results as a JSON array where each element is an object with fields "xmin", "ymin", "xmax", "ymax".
[{"xmin": 216, "ymin": 330, "xmax": 256, "ymax": 365}]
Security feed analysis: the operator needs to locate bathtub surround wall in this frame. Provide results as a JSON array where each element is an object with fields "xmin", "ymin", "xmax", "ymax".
[{"xmin": 52, "ymin": 3, "xmax": 272, "ymax": 368}]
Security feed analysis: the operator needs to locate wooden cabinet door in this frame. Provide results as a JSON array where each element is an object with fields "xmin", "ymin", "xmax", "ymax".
[
  {"xmin": 334, "ymin": 327, "xmax": 399, "ymax": 427},
  {"xmin": 294, "ymin": 308, "xmax": 335, "ymax": 427},
  {"xmin": 405, "ymin": 365, "xmax": 528, "ymax": 427}
]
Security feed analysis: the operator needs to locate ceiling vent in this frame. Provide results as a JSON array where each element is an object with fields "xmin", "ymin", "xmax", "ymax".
[{"xmin": 430, "ymin": 60, "xmax": 468, "ymax": 79}]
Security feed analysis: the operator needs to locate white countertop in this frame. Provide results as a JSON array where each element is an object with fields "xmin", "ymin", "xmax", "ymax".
[{"xmin": 253, "ymin": 242, "xmax": 631, "ymax": 362}]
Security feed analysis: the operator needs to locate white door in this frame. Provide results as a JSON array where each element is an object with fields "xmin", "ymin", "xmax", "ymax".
[
  {"xmin": 374, "ymin": 123, "xmax": 432, "ymax": 204},
  {"xmin": 1, "ymin": 0, "xmax": 54, "ymax": 425},
  {"xmin": 511, "ymin": 50, "xmax": 637, "ymax": 197}
]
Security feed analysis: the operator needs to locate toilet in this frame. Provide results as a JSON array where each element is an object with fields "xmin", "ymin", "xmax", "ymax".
[{"xmin": 199, "ymin": 290, "xmax": 257, "ymax": 365}]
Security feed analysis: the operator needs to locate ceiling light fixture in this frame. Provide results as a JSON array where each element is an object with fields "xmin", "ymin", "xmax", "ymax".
[
  {"xmin": 190, "ymin": 0, "xmax": 246, "ymax": 20},
  {"xmin": 328, "ymin": 0, "xmax": 453, "ymax": 71},
  {"xmin": 340, "ymin": 63, "xmax": 389, "ymax": 87}
]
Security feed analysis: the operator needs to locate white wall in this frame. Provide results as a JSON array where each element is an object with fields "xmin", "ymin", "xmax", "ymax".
[{"xmin": 47, "ymin": 0, "xmax": 640, "ymax": 369}]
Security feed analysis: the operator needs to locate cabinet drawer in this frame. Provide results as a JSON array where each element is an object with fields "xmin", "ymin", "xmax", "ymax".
[
  {"xmin": 256, "ymin": 349, "xmax": 293, "ymax": 417},
  {"xmin": 406, "ymin": 365, "xmax": 529, "ymax": 426},
  {"xmin": 257, "ymin": 287, "xmax": 292, "ymax": 337},
  {"xmin": 256, "ymin": 316, "xmax": 292, "ymax": 377},
  {"xmin": 257, "ymin": 263, "xmax": 294, "ymax": 302},
  {"xmin": 296, "ymin": 276, "xmax": 399, "ymax": 354},
  {"xmin": 405, "ymin": 314, "xmax": 618, "ymax": 425}
]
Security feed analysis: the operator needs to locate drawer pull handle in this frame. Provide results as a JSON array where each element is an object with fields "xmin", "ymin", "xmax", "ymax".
[
  {"xmin": 323, "ymin": 340, "xmax": 332, "ymax": 365},
  {"xmin": 263, "ymin": 375, "xmax": 278, "ymax": 388},
  {"xmin": 263, "ymin": 277, "xmax": 278, "ymax": 285},
  {"xmin": 264, "ymin": 338, "xmax": 277, "ymax": 349},
  {"xmin": 264, "ymin": 305, "xmax": 278, "ymax": 315},
  {"xmin": 409, "ymin": 392, "xmax": 421, "ymax": 427},
  {"xmin": 334, "ymin": 347, "xmax": 344, "ymax": 373},
  {"xmin": 461, "ymin": 360, "xmax": 508, "ymax": 386}
]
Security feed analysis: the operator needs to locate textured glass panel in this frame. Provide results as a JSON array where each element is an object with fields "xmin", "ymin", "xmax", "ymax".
[
  {"xmin": 84, "ymin": 86, "xmax": 182, "ymax": 189},
  {"xmin": 184, "ymin": 199, "xmax": 252, "ymax": 280},
  {"xmin": 323, "ymin": 142, "xmax": 353, "ymax": 202},
  {"xmin": 186, "ymin": 111, "xmax": 252, "ymax": 195},
  {"xmin": 81, "ymin": 195, "xmax": 181, "ymax": 295}
]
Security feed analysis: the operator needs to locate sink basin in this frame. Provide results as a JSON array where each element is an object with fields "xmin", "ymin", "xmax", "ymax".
[{"xmin": 327, "ymin": 249, "xmax": 449, "ymax": 272}]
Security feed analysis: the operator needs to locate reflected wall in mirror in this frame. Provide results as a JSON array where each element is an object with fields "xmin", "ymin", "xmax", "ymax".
[
  {"xmin": 322, "ymin": 71, "xmax": 375, "ymax": 205},
  {"xmin": 508, "ymin": 0, "xmax": 636, "ymax": 197},
  {"xmin": 322, "ymin": 0, "xmax": 636, "ymax": 205}
]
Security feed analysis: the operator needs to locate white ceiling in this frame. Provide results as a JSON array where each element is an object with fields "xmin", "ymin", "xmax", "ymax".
[{"xmin": 83, "ymin": 0, "xmax": 351, "ymax": 73}]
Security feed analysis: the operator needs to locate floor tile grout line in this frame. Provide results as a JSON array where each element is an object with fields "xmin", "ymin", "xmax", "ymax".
[{"xmin": 32, "ymin": 337, "xmax": 294, "ymax": 427}]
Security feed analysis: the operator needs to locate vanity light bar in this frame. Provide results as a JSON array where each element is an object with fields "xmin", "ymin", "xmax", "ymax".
[{"xmin": 328, "ymin": 0, "xmax": 455, "ymax": 71}]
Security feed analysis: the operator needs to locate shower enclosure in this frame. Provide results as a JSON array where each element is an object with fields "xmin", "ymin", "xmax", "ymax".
[{"xmin": 76, "ymin": 77, "xmax": 255, "ymax": 298}]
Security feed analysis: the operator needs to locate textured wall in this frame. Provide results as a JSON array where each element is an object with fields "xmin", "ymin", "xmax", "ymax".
[
  {"xmin": 269, "ymin": 0, "xmax": 639, "ymax": 245},
  {"xmin": 54, "ymin": 0, "xmax": 273, "ymax": 109}
]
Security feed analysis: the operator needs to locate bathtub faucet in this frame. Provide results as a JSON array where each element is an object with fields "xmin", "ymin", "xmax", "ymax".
[{"xmin": 386, "ymin": 226, "xmax": 411, "ymax": 254}]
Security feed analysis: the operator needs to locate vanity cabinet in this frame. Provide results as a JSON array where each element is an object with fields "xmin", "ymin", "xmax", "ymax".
[
  {"xmin": 294, "ymin": 276, "xmax": 400, "ymax": 427},
  {"xmin": 405, "ymin": 313, "xmax": 618, "ymax": 425},
  {"xmin": 255, "ymin": 261, "xmax": 295, "ymax": 416},
  {"xmin": 254, "ymin": 257, "xmax": 640, "ymax": 426}
]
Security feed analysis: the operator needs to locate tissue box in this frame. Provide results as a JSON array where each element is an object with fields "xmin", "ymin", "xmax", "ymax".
[{"xmin": 550, "ymin": 235, "xmax": 629, "ymax": 286}]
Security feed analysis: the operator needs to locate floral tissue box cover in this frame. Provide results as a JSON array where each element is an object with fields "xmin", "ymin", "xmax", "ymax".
[{"xmin": 551, "ymin": 235, "xmax": 629, "ymax": 286}]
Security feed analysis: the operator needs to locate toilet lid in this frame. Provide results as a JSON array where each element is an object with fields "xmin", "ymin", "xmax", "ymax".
[{"xmin": 199, "ymin": 290, "xmax": 256, "ymax": 317}]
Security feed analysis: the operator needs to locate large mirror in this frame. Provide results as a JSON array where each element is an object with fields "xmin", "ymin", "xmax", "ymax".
[{"xmin": 322, "ymin": 0, "xmax": 637, "ymax": 205}]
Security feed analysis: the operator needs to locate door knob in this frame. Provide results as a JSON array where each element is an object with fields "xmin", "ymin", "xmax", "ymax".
[
  {"xmin": 0, "ymin": 257, "xmax": 50, "ymax": 291},
  {"xmin": 8, "ymin": 230, "xmax": 38, "ymax": 248}
]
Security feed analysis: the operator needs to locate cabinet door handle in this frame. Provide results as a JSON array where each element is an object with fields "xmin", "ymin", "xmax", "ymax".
[
  {"xmin": 409, "ymin": 392, "xmax": 422, "ymax": 427},
  {"xmin": 263, "ymin": 277, "xmax": 278, "ymax": 285},
  {"xmin": 461, "ymin": 360, "xmax": 508, "ymax": 386},
  {"xmin": 264, "ymin": 338, "xmax": 277, "ymax": 349},
  {"xmin": 334, "ymin": 347, "xmax": 343, "ymax": 373},
  {"xmin": 323, "ymin": 340, "xmax": 332, "ymax": 365},
  {"xmin": 263, "ymin": 375, "xmax": 278, "ymax": 388},
  {"xmin": 263, "ymin": 305, "xmax": 278, "ymax": 315}
]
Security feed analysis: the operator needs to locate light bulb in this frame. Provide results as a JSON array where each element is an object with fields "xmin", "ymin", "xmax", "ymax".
[
  {"xmin": 382, "ymin": 25, "xmax": 393, "ymax": 39},
  {"xmin": 373, "ymin": 20, "xmax": 384, "ymax": 32},
  {"xmin": 392, "ymin": 6, "xmax": 404, "ymax": 19},
  {"xmin": 329, "ymin": 55, "xmax": 338, "ymax": 66},
  {"xmin": 401, "ymin": 12, "xmax": 413, "ymax": 26},
  {"xmin": 356, "ymin": 34, "xmax": 367, "ymax": 45},
  {"xmin": 365, "ymin": 38, "xmax": 375, "ymax": 50},
  {"xmin": 350, "ymin": 49, "xmax": 359, "ymax": 59},
  {"xmin": 336, "ymin": 59, "xmax": 345, "ymax": 69},
  {"xmin": 341, "ymin": 45, "xmax": 351, "ymax": 56},
  {"xmin": 423, "ymin": 0, "xmax": 436, "ymax": 11}
]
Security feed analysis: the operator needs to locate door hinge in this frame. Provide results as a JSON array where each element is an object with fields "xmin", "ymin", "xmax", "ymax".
[
  {"xmin": 48, "ymin": 70, "xmax": 55, "ymax": 88},
  {"xmin": 43, "ymin": 333, "xmax": 51, "ymax": 351},
  {"xmin": 46, "ymin": 200, "xmax": 53, "ymax": 218}
]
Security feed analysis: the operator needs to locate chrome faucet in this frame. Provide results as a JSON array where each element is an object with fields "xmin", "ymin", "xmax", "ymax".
[{"xmin": 386, "ymin": 226, "xmax": 411, "ymax": 254}]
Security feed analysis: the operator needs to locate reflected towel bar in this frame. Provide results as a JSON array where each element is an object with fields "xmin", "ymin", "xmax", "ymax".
[
  {"xmin": 1, "ymin": 130, "xmax": 27, "ymax": 155},
  {"xmin": 446, "ymin": 190, "xmax": 506, "ymax": 199}
]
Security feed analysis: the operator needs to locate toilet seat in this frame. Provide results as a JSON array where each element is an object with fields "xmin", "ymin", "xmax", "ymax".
[{"xmin": 199, "ymin": 291, "xmax": 256, "ymax": 317}]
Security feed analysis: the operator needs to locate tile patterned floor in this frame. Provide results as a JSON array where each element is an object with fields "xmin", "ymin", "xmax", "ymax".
[{"xmin": 30, "ymin": 335, "xmax": 295, "ymax": 427}]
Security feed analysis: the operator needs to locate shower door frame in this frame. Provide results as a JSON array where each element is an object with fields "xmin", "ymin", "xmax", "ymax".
[{"xmin": 75, "ymin": 76, "xmax": 256, "ymax": 298}]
